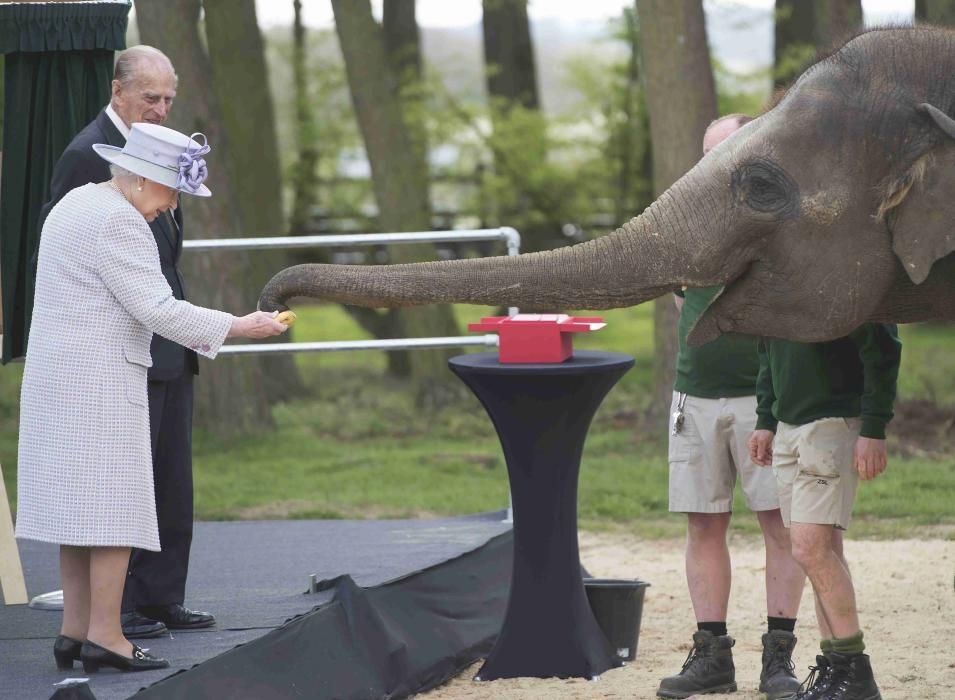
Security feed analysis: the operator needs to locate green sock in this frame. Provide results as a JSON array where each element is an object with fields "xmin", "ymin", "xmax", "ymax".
[
  {"xmin": 831, "ymin": 630, "xmax": 865, "ymax": 655},
  {"xmin": 820, "ymin": 639, "xmax": 834, "ymax": 655}
]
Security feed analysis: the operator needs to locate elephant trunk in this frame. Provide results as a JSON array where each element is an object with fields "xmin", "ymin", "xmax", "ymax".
[{"xmin": 258, "ymin": 167, "xmax": 730, "ymax": 313}]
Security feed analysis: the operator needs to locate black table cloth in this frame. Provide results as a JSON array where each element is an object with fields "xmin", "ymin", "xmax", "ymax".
[{"xmin": 449, "ymin": 350, "xmax": 634, "ymax": 680}]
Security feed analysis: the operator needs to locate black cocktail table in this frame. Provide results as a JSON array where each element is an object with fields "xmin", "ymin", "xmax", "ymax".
[{"xmin": 448, "ymin": 350, "xmax": 634, "ymax": 680}]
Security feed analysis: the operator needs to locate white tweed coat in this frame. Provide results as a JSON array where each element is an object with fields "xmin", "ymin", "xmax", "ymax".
[{"xmin": 16, "ymin": 183, "xmax": 234, "ymax": 551}]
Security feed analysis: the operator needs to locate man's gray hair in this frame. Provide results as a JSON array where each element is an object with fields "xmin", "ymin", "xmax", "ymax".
[{"xmin": 113, "ymin": 45, "xmax": 177, "ymax": 87}]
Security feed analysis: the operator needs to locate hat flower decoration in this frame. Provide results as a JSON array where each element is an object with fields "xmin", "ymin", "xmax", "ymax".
[{"xmin": 176, "ymin": 133, "xmax": 210, "ymax": 195}]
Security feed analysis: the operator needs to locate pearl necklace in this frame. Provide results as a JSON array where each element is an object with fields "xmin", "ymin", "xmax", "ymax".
[{"xmin": 108, "ymin": 179, "xmax": 132, "ymax": 204}]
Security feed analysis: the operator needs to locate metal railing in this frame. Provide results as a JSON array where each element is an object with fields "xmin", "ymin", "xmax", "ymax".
[
  {"xmin": 183, "ymin": 228, "xmax": 521, "ymax": 255},
  {"xmin": 183, "ymin": 227, "xmax": 521, "ymax": 355},
  {"xmin": 187, "ymin": 226, "xmax": 520, "ymax": 524}
]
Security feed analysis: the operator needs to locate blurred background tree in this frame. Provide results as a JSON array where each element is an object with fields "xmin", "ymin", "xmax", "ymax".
[
  {"xmin": 636, "ymin": 0, "xmax": 717, "ymax": 425},
  {"xmin": 136, "ymin": 0, "xmax": 282, "ymax": 436},
  {"xmin": 774, "ymin": 0, "xmax": 863, "ymax": 89},
  {"xmin": 330, "ymin": 0, "xmax": 460, "ymax": 408},
  {"xmin": 916, "ymin": 0, "xmax": 955, "ymax": 24},
  {"xmin": 5, "ymin": 0, "xmax": 868, "ymax": 434}
]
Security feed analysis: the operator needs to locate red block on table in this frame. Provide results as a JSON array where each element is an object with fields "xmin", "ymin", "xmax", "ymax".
[{"xmin": 467, "ymin": 314, "xmax": 606, "ymax": 363}]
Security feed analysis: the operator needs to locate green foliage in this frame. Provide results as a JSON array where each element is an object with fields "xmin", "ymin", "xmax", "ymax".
[
  {"xmin": 260, "ymin": 5, "xmax": 775, "ymax": 252},
  {"xmin": 562, "ymin": 8, "xmax": 653, "ymax": 229},
  {"xmin": 265, "ymin": 27, "xmax": 370, "ymax": 222},
  {"xmin": 896, "ymin": 322, "xmax": 955, "ymax": 405},
  {"xmin": 0, "ymin": 360, "xmax": 22, "ymax": 505},
  {"xmin": 712, "ymin": 56, "xmax": 772, "ymax": 117},
  {"xmin": 480, "ymin": 103, "xmax": 603, "ymax": 248},
  {"xmin": 774, "ymin": 42, "xmax": 817, "ymax": 88}
]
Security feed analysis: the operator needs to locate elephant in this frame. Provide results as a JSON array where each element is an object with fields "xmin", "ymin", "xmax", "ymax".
[{"xmin": 259, "ymin": 27, "xmax": 955, "ymax": 345}]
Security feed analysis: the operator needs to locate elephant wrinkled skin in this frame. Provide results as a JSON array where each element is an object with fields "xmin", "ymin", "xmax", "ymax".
[{"xmin": 259, "ymin": 27, "xmax": 955, "ymax": 344}]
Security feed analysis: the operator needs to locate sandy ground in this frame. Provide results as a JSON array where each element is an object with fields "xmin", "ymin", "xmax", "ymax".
[{"xmin": 418, "ymin": 532, "xmax": 955, "ymax": 700}]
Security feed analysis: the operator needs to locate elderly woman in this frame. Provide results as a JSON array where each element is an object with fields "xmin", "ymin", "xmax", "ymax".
[{"xmin": 16, "ymin": 123, "xmax": 287, "ymax": 673}]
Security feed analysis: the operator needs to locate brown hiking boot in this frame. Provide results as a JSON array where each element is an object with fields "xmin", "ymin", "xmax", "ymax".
[
  {"xmin": 792, "ymin": 655, "xmax": 834, "ymax": 700},
  {"xmin": 656, "ymin": 630, "xmax": 737, "ymax": 698},
  {"xmin": 759, "ymin": 630, "xmax": 800, "ymax": 699}
]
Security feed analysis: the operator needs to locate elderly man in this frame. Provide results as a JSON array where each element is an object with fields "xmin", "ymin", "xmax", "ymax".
[
  {"xmin": 37, "ymin": 45, "xmax": 215, "ymax": 639},
  {"xmin": 749, "ymin": 323, "xmax": 900, "ymax": 700},
  {"xmin": 657, "ymin": 116, "xmax": 806, "ymax": 700}
]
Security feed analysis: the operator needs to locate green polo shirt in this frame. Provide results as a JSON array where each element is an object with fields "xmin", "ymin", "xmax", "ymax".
[
  {"xmin": 755, "ymin": 324, "xmax": 902, "ymax": 439},
  {"xmin": 674, "ymin": 286, "xmax": 759, "ymax": 398}
]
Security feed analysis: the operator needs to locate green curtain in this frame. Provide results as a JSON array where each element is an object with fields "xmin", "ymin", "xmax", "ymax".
[{"xmin": 1, "ymin": 1, "xmax": 129, "ymax": 363}]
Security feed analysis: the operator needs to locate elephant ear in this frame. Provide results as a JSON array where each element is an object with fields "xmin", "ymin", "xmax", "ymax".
[{"xmin": 888, "ymin": 103, "xmax": 955, "ymax": 284}]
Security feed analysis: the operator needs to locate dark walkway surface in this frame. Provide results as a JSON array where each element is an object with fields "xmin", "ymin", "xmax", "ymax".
[{"xmin": 1, "ymin": 513, "xmax": 511, "ymax": 700}]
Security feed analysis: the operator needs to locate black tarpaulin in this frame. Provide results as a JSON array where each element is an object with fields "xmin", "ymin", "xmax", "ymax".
[{"xmin": 133, "ymin": 531, "xmax": 513, "ymax": 700}]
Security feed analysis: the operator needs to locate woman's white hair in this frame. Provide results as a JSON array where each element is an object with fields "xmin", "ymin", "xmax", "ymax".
[{"xmin": 109, "ymin": 163, "xmax": 139, "ymax": 180}]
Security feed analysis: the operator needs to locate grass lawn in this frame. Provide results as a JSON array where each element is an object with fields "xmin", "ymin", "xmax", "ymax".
[{"xmin": 2, "ymin": 303, "xmax": 954, "ymax": 538}]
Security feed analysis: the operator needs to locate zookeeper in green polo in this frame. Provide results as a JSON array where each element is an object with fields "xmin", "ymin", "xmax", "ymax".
[{"xmin": 748, "ymin": 322, "xmax": 901, "ymax": 700}]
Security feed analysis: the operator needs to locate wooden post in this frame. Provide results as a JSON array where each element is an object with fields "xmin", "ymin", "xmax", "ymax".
[{"xmin": 0, "ymin": 462, "xmax": 28, "ymax": 605}]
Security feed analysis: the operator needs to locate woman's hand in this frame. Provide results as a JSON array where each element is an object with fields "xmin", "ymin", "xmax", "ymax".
[{"xmin": 228, "ymin": 311, "xmax": 288, "ymax": 339}]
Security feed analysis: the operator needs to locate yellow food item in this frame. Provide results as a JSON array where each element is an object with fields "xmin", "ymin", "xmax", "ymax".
[{"xmin": 276, "ymin": 310, "xmax": 297, "ymax": 327}]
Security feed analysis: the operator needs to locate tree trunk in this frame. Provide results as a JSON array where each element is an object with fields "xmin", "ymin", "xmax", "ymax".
[
  {"xmin": 331, "ymin": 0, "xmax": 459, "ymax": 408},
  {"xmin": 383, "ymin": 0, "xmax": 422, "ymax": 80},
  {"xmin": 136, "ymin": 0, "xmax": 274, "ymax": 435},
  {"xmin": 203, "ymin": 0, "xmax": 283, "ymax": 237},
  {"xmin": 817, "ymin": 0, "xmax": 863, "ymax": 50},
  {"xmin": 636, "ymin": 0, "xmax": 717, "ymax": 425},
  {"xmin": 916, "ymin": 0, "xmax": 955, "ymax": 25},
  {"xmin": 379, "ymin": 0, "xmax": 427, "ymax": 379},
  {"xmin": 289, "ymin": 0, "xmax": 319, "ymax": 238},
  {"xmin": 774, "ymin": 0, "xmax": 818, "ymax": 88},
  {"xmin": 203, "ymin": 0, "xmax": 305, "ymax": 404},
  {"xmin": 480, "ymin": 0, "xmax": 550, "ymax": 253},
  {"xmin": 613, "ymin": 7, "xmax": 651, "ymax": 227},
  {"xmin": 382, "ymin": 0, "xmax": 426, "ymax": 166},
  {"xmin": 289, "ymin": 2, "xmax": 409, "ymax": 378},
  {"xmin": 481, "ymin": 0, "xmax": 539, "ymax": 110}
]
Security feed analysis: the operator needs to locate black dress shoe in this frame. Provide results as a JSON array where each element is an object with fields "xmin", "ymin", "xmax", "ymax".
[
  {"xmin": 53, "ymin": 635, "xmax": 83, "ymax": 670},
  {"xmin": 120, "ymin": 611, "xmax": 168, "ymax": 639},
  {"xmin": 80, "ymin": 640, "xmax": 169, "ymax": 673},
  {"xmin": 137, "ymin": 604, "xmax": 215, "ymax": 630}
]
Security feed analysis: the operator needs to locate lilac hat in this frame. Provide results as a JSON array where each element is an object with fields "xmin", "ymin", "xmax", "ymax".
[{"xmin": 93, "ymin": 122, "xmax": 212, "ymax": 197}]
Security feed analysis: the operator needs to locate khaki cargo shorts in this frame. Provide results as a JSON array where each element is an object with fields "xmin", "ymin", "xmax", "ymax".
[
  {"xmin": 668, "ymin": 392, "xmax": 780, "ymax": 513},
  {"xmin": 773, "ymin": 417, "xmax": 861, "ymax": 530}
]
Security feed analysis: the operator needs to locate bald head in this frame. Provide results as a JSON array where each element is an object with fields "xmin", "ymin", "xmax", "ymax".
[
  {"xmin": 111, "ymin": 45, "xmax": 178, "ymax": 128},
  {"xmin": 703, "ymin": 114, "xmax": 752, "ymax": 155}
]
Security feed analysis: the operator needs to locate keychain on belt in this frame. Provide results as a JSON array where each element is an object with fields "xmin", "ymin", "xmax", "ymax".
[{"xmin": 671, "ymin": 392, "xmax": 688, "ymax": 436}]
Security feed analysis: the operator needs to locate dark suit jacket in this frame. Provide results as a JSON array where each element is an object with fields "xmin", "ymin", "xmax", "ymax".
[{"xmin": 36, "ymin": 110, "xmax": 198, "ymax": 380}]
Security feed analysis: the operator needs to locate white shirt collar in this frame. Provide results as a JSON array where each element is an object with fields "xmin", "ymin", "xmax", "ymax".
[{"xmin": 105, "ymin": 104, "xmax": 130, "ymax": 139}]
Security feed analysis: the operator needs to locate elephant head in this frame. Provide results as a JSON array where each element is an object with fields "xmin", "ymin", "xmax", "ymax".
[{"xmin": 259, "ymin": 27, "xmax": 955, "ymax": 343}]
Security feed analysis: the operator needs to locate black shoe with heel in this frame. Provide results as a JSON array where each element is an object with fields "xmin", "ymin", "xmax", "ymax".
[
  {"xmin": 53, "ymin": 635, "xmax": 84, "ymax": 670},
  {"xmin": 80, "ymin": 640, "xmax": 170, "ymax": 673}
]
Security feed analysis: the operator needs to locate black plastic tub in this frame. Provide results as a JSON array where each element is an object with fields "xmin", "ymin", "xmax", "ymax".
[{"xmin": 584, "ymin": 578, "xmax": 651, "ymax": 662}]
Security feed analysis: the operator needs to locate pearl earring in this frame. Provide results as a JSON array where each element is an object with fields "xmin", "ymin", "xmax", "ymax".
[{"xmin": 137, "ymin": 185, "xmax": 144, "ymax": 192}]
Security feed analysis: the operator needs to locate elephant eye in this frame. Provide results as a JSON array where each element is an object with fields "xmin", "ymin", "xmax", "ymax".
[{"xmin": 732, "ymin": 159, "xmax": 798, "ymax": 217}]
